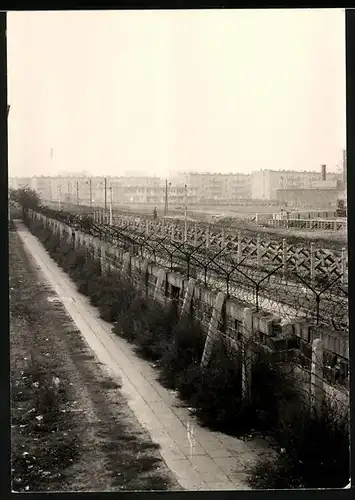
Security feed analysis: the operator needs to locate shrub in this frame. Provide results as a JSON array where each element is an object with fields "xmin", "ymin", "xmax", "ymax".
[
  {"xmin": 87, "ymin": 275, "xmax": 103, "ymax": 307},
  {"xmin": 247, "ymin": 399, "xmax": 350, "ymax": 489},
  {"xmin": 115, "ymin": 295, "xmax": 148, "ymax": 342},
  {"xmin": 158, "ymin": 315, "xmax": 206, "ymax": 390},
  {"xmin": 74, "ymin": 257, "xmax": 101, "ymax": 296},
  {"xmin": 67, "ymin": 248, "xmax": 87, "ymax": 280},
  {"xmin": 180, "ymin": 339, "xmax": 249, "ymax": 434},
  {"xmin": 247, "ymin": 357, "xmax": 300, "ymax": 433},
  {"xmin": 56, "ymin": 239, "xmax": 75, "ymax": 270},
  {"xmin": 91, "ymin": 273, "xmax": 137, "ymax": 323},
  {"xmin": 132, "ymin": 300, "xmax": 178, "ymax": 361},
  {"xmin": 174, "ymin": 362, "xmax": 203, "ymax": 403}
]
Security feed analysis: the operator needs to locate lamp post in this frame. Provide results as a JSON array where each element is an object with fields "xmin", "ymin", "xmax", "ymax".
[
  {"xmin": 164, "ymin": 179, "xmax": 171, "ymax": 217},
  {"xmin": 184, "ymin": 184, "xmax": 188, "ymax": 243},
  {"xmin": 57, "ymin": 184, "xmax": 62, "ymax": 210},
  {"xmin": 109, "ymin": 185, "xmax": 113, "ymax": 225},
  {"xmin": 84, "ymin": 179, "xmax": 92, "ymax": 208},
  {"xmin": 76, "ymin": 181, "xmax": 79, "ymax": 206}
]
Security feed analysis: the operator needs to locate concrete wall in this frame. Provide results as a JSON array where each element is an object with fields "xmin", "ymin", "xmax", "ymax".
[{"xmin": 28, "ymin": 209, "xmax": 350, "ymax": 410}]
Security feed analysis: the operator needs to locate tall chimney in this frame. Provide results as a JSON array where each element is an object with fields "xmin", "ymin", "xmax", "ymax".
[{"xmin": 321, "ymin": 164, "xmax": 326, "ymax": 181}]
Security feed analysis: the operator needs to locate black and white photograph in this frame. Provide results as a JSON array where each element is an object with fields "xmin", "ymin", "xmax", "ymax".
[{"xmin": 7, "ymin": 8, "xmax": 350, "ymax": 491}]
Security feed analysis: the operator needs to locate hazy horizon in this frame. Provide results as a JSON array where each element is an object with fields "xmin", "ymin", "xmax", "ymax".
[{"xmin": 7, "ymin": 9, "xmax": 346, "ymax": 178}]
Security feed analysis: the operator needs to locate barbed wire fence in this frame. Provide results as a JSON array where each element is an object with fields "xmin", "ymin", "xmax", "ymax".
[
  {"xmin": 26, "ymin": 207, "xmax": 350, "ymax": 435},
  {"xmin": 36, "ymin": 205, "xmax": 349, "ymax": 336}
]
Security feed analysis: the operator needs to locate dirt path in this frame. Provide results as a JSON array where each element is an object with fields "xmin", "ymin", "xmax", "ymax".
[{"xmin": 10, "ymin": 228, "xmax": 180, "ymax": 492}]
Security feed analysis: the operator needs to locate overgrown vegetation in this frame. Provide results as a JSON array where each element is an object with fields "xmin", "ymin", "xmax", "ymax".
[
  {"xmin": 10, "ymin": 226, "xmax": 178, "ymax": 492},
  {"xmin": 247, "ymin": 400, "xmax": 350, "ymax": 489},
  {"xmin": 10, "ymin": 187, "xmax": 41, "ymax": 219},
  {"xmin": 25, "ymin": 213, "xmax": 350, "ymax": 489},
  {"xmin": 11, "ymin": 353, "xmax": 79, "ymax": 492}
]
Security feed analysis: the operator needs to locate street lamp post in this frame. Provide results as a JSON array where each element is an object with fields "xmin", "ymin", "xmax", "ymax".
[
  {"xmin": 58, "ymin": 184, "xmax": 62, "ymax": 210},
  {"xmin": 164, "ymin": 179, "xmax": 171, "ymax": 217},
  {"xmin": 184, "ymin": 184, "xmax": 188, "ymax": 243},
  {"xmin": 84, "ymin": 179, "xmax": 92, "ymax": 208},
  {"xmin": 109, "ymin": 185, "xmax": 113, "ymax": 225},
  {"xmin": 164, "ymin": 179, "xmax": 168, "ymax": 216}
]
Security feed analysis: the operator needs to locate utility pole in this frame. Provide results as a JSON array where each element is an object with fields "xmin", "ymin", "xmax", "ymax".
[
  {"xmin": 164, "ymin": 179, "xmax": 168, "ymax": 216},
  {"xmin": 76, "ymin": 181, "xmax": 79, "ymax": 206},
  {"xmin": 89, "ymin": 178, "xmax": 92, "ymax": 208},
  {"xmin": 184, "ymin": 183, "xmax": 188, "ymax": 243},
  {"xmin": 109, "ymin": 186, "xmax": 113, "ymax": 225},
  {"xmin": 104, "ymin": 177, "xmax": 107, "ymax": 212},
  {"xmin": 68, "ymin": 180, "xmax": 71, "ymax": 204},
  {"xmin": 58, "ymin": 184, "xmax": 62, "ymax": 210}
]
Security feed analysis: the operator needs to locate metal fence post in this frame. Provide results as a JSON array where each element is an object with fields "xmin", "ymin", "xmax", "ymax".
[
  {"xmin": 256, "ymin": 234, "xmax": 262, "ymax": 268},
  {"xmin": 282, "ymin": 238, "xmax": 287, "ymax": 276},
  {"xmin": 310, "ymin": 243, "xmax": 316, "ymax": 281},
  {"xmin": 100, "ymin": 243, "xmax": 107, "ymax": 275},
  {"xmin": 221, "ymin": 228, "xmax": 225, "ymax": 249},
  {"xmin": 194, "ymin": 223, "xmax": 198, "ymax": 247},
  {"xmin": 237, "ymin": 231, "xmax": 242, "ymax": 263},
  {"xmin": 242, "ymin": 308, "xmax": 253, "ymax": 402}
]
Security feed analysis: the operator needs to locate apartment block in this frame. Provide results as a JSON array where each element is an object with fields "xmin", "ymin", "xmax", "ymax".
[
  {"xmin": 250, "ymin": 168, "xmax": 342, "ymax": 200},
  {"xmin": 170, "ymin": 172, "xmax": 251, "ymax": 202}
]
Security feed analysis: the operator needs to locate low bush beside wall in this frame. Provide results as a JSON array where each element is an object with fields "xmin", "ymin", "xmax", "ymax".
[
  {"xmin": 247, "ymin": 399, "xmax": 349, "ymax": 489},
  {"xmin": 24, "ymin": 212, "xmax": 350, "ymax": 489}
]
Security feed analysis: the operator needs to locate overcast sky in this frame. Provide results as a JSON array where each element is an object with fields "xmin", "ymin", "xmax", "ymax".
[{"xmin": 7, "ymin": 9, "xmax": 346, "ymax": 178}]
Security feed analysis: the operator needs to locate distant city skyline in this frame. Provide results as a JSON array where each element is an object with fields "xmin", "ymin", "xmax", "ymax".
[{"xmin": 7, "ymin": 9, "xmax": 346, "ymax": 178}]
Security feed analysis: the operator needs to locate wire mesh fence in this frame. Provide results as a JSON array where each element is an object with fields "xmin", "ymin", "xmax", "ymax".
[
  {"xmin": 35, "ymin": 205, "xmax": 349, "ymax": 335},
  {"xmin": 26, "ymin": 208, "xmax": 350, "ymax": 423}
]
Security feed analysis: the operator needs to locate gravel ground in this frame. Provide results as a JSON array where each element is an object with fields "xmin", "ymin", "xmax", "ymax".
[{"xmin": 9, "ymin": 228, "xmax": 180, "ymax": 492}]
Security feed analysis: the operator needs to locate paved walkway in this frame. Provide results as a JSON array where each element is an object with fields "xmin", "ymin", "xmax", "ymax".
[{"xmin": 16, "ymin": 221, "xmax": 270, "ymax": 491}]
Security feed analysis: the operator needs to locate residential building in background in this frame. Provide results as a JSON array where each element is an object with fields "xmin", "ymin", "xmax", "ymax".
[
  {"xmin": 251, "ymin": 166, "xmax": 343, "ymax": 201},
  {"xmin": 251, "ymin": 169, "xmax": 320, "ymax": 200},
  {"xmin": 169, "ymin": 172, "xmax": 251, "ymax": 202},
  {"xmin": 9, "ymin": 163, "xmax": 345, "ymax": 209}
]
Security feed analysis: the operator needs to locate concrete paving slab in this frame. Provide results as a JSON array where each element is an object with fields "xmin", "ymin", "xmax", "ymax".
[
  {"xmin": 212, "ymin": 456, "xmax": 245, "ymax": 475},
  {"xmin": 204, "ymin": 481, "xmax": 240, "ymax": 490}
]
